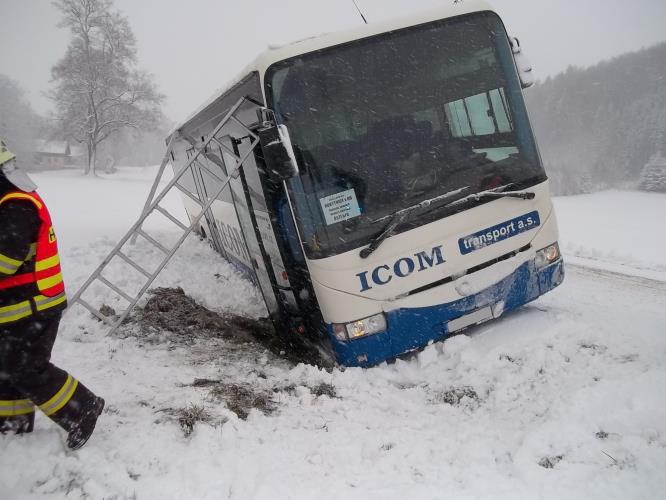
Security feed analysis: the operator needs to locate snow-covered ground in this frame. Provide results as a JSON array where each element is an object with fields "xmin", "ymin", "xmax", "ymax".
[
  {"xmin": 554, "ymin": 190, "xmax": 666, "ymax": 282},
  {"xmin": 2, "ymin": 168, "xmax": 665, "ymax": 500}
]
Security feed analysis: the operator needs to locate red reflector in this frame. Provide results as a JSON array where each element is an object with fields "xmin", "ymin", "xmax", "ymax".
[
  {"xmin": 297, "ymin": 325, "xmax": 306, "ymax": 334},
  {"xmin": 281, "ymin": 271, "xmax": 288, "ymax": 280}
]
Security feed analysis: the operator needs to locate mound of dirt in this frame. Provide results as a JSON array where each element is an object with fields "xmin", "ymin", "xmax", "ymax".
[
  {"xmin": 127, "ymin": 287, "xmax": 330, "ymax": 367},
  {"xmin": 139, "ymin": 287, "xmax": 269, "ymax": 343}
]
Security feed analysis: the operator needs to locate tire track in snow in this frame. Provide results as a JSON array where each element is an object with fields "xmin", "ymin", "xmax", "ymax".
[{"xmin": 566, "ymin": 262, "xmax": 666, "ymax": 293}]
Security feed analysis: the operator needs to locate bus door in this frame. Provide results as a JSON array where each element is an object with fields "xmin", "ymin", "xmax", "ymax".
[
  {"xmin": 236, "ymin": 133, "xmax": 301, "ymax": 316},
  {"xmin": 216, "ymin": 103, "xmax": 287, "ymax": 321},
  {"xmin": 184, "ymin": 144, "xmax": 228, "ymax": 258}
]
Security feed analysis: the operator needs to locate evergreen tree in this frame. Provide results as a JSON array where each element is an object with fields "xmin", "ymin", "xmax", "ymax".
[{"xmin": 525, "ymin": 43, "xmax": 666, "ymax": 194}]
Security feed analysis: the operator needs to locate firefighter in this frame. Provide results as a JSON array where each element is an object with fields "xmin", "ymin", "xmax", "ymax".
[{"xmin": 0, "ymin": 139, "xmax": 104, "ymax": 449}]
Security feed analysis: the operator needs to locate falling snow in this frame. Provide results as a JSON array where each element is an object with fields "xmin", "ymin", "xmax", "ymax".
[{"xmin": 1, "ymin": 167, "xmax": 665, "ymax": 500}]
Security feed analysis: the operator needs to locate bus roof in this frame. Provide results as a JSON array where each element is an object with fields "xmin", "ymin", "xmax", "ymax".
[{"xmin": 173, "ymin": 0, "xmax": 496, "ymax": 135}]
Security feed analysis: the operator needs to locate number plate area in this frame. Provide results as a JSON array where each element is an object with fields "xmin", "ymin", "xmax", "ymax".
[{"xmin": 446, "ymin": 306, "xmax": 493, "ymax": 333}]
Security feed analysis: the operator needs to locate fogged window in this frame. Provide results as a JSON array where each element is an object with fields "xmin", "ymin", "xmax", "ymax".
[{"xmin": 446, "ymin": 88, "xmax": 512, "ymax": 137}]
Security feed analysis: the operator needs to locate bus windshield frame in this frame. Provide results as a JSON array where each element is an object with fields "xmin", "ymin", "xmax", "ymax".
[{"xmin": 265, "ymin": 11, "xmax": 546, "ymax": 259}]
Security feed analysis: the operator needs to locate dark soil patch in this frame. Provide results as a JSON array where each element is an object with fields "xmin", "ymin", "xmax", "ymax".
[
  {"xmin": 499, "ymin": 353, "xmax": 519, "ymax": 364},
  {"xmin": 579, "ymin": 342, "xmax": 608, "ymax": 354},
  {"xmin": 177, "ymin": 404, "xmax": 212, "ymax": 437},
  {"xmin": 139, "ymin": 287, "xmax": 266, "ymax": 342},
  {"xmin": 206, "ymin": 382, "xmax": 276, "ymax": 420},
  {"xmin": 125, "ymin": 287, "xmax": 329, "ymax": 366},
  {"xmin": 273, "ymin": 382, "xmax": 338, "ymax": 399},
  {"xmin": 431, "ymin": 386, "xmax": 479, "ymax": 406},
  {"xmin": 157, "ymin": 403, "xmax": 216, "ymax": 437},
  {"xmin": 98, "ymin": 304, "xmax": 117, "ymax": 318},
  {"xmin": 192, "ymin": 378, "xmax": 338, "ymax": 419},
  {"xmin": 310, "ymin": 382, "xmax": 337, "ymax": 398},
  {"xmin": 538, "ymin": 455, "xmax": 564, "ymax": 469}
]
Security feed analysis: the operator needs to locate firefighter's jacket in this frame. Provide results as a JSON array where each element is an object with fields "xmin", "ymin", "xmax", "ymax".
[
  {"xmin": 0, "ymin": 187, "xmax": 67, "ymax": 324},
  {"xmin": 0, "ymin": 183, "xmax": 101, "ymax": 436}
]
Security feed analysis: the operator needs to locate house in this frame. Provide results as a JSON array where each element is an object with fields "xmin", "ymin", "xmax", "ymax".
[{"xmin": 34, "ymin": 140, "xmax": 71, "ymax": 168}]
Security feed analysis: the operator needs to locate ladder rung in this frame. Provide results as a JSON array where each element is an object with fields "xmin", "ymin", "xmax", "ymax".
[
  {"xmin": 117, "ymin": 251, "xmax": 152, "ymax": 278},
  {"xmin": 97, "ymin": 275, "xmax": 136, "ymax": 303},
  {"xmin": 135, "ymin": 229, "xmax": 169, "ymax": 254},
  {"xmin": 78, "ymin": 298, "xmax": 115, "ymax": 325},
  {"xmin": 194, "ymin": 158, "xmax": 227, "ymax": 185},
  {"xmin": 155, "ymin": 205, "xmax": 189, "ymax": 231},
  {"xmin": 174, "ymin": 182, "xmax": 204, "ymax": 206}
]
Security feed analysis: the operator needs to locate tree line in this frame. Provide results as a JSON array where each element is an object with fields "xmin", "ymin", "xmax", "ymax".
[
  {"xmin": 2, "ymin": 2, "xmax": 665, "ymax": 185},
  {"xmin": 525, "ymin": 42, "xmax": 666, "ymax": 195}
]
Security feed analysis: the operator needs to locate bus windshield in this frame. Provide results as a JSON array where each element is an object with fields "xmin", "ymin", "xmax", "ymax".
[{"xmin": 265, "ymin": 11, "xmax": 546, "ymax": 259}]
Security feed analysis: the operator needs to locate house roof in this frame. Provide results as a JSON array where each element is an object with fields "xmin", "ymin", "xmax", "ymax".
[{"xmin": 35, "ymin": 140, "xmax": 70, "ymax": 155}]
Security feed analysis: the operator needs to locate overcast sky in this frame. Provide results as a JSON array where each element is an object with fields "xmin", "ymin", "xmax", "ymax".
[{"xmin": 2, "ymin": 0, "xmax": 665, "ymax": 124}]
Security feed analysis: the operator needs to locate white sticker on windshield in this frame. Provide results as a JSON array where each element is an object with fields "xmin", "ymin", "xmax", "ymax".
[{"xmin": 319, "ymin": 189, "xmax": 361, "ymax": 225}]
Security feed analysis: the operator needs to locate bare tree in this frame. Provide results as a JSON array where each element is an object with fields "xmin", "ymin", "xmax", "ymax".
[{"xmin": 50, "ymin": 0, "xmax": 164, "ymax": 175}]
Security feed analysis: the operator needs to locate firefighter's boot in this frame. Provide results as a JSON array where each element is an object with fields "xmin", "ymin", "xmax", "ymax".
[
  {"xmin": 0, "ymin": 411, "xmax": 35, "ymax": 434},
  {"xmin": 66, "ymin": 396, "xmax": 104, "ymax": 450}
]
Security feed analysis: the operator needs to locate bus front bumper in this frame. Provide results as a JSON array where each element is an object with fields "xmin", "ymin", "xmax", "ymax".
[{"xmin": 327, "ymin": 258, "xmax": 564, "ymax": 367}]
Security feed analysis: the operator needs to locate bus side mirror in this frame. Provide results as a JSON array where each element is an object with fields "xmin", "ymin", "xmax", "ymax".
[
  {"xmin": 510, "ymin": 37, "xmax": 535, "ymax": 89},
  {"xmin": 258, "ymin": 123, "xmax": 300, "ymax": 181}
]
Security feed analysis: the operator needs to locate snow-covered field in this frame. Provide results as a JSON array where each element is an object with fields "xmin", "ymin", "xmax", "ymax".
[
  {"xmin": 554, "ymin": 190, "xmax": 666, "ymax": 282},
  {"xmin": 2, "ymin": 167, "xmax": 665, "ymax": 500}
]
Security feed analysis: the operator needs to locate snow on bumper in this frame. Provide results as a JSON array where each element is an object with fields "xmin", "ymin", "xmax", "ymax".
[{"xmin": 327, "ymin": 257, "xmax": 565, "ymax": 367}]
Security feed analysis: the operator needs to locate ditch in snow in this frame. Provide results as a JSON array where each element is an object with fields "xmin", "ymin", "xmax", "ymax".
[{"xmin": 98, "ymin": 287, "xmax": 335, "ymax": 431}]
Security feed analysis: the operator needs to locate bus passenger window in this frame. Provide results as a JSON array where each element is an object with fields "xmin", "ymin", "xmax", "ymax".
[{"xmin": 445, "ymin": 88, "xmax": 513, "ymax": 137}]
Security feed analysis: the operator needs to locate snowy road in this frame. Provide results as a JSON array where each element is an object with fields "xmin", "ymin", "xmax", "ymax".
[{"xmin": 1, "ymin": 169, "xmax": 665, "ymax": 499}]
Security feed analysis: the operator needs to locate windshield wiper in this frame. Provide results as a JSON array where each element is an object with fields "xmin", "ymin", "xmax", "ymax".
[
  {"xmin": 359, "ymin": 186, "xmax": 469, "ymax": 259},
  {"xmin": 449, "ymin": 187, "xmax": 536, "ymax": 207},
  {"xmin": 358, "ymin": 185, "xmax": 535, "ymax": 259}
]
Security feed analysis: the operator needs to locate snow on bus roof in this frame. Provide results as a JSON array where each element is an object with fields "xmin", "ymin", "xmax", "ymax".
[{"xmin": 171, "ymin": 0, "xmax": 495, "ymax": 136}]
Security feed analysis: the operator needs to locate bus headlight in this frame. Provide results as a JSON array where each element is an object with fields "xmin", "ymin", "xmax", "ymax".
[
  {"xmin": 332, "ymin": 313, "xmax": 387, "ymax": 341},
  {"xmin": 535, "ymin": 242, "xmax": 561, "ymax": 269}
]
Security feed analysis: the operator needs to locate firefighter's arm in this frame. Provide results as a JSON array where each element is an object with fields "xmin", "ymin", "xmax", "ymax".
[{"xmin": 0, "ymin": 200, "xmax": 40, "ymax": 276}]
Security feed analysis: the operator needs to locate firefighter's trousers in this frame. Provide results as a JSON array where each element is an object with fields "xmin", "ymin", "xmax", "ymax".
[{"xmin": 0, "ymin": 312, "xmax": 99, "ymax": 434}]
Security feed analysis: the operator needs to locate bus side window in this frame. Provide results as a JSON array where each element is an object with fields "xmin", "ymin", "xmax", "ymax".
[{"xmin": 444, "ymin": 88, "xmax": 513, "ymax": 137}]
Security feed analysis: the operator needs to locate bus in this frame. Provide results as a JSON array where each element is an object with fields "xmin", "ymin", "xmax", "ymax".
[{"xmin": 167, "ymin": 0, "xmax": 564, "ymax": 367}]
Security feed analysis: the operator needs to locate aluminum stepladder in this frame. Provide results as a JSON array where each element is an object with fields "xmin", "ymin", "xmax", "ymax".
[{"xmin": 68, "ymin": 97, "xmax": 261, "ymax": 335}]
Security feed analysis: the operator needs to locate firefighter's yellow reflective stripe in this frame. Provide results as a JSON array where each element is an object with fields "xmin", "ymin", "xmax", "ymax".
[
  {"xmin": 35, "ymin": 253, "xmax": 60, "ymax": 272},
  {"xmin": 0, "ymin": 399, "xmax": 35, "ymax": 416},
  {"xmin": 0, "ymin": 293, "xmax": 66, "ymax": 324},
  {"xmin": 0, "ymin": 253, "xmax": 23, "ymax": 275},
  {"xmin": 0, "ymin": 300, "xmax": 32, "ymax": 324},
  {"xmin": 39, "ymin": 374, "xmax": 78, "ymax": 416},
  {"xmin": 27, "ymin": 243, "xmax": 37, "ymax": 260},
  {"xmin": 0, "ymin": 192, "xmax": 43, "ymax": 209},
  {"xmin": 36, "ymin": 272, "xmax": 63, "ymax": 291},
  {"xmin": 34, "ymin": 292, "xmax": 67, "ymax": 312}
]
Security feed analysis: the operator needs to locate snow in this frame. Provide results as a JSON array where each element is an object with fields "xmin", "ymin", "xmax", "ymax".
[
  {"xmin": 34, "ymin": 140, "xmax": 69, "ymax": 155},
  {"xmin": 553, "ymin": 190, "xmax": 666, "ymax": 281},
  {"xmin": 2, "ymin": 172, "xmax": 665, "ymax": 500},
  {"xmin": 277, "ymin": 124, "xmax": 299, "ymax": 176}
]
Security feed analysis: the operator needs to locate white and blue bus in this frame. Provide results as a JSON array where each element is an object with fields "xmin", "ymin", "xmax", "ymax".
[{"xmin": 169, "ymin": 0, "xmax": 564, "ymax": 367}]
